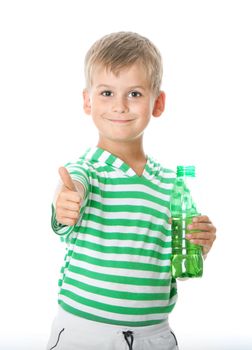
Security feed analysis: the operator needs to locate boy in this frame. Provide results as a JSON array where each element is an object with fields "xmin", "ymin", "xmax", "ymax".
[{"xmin": 47, "ymin": 32, "xmax": 216, "ymax": 350}]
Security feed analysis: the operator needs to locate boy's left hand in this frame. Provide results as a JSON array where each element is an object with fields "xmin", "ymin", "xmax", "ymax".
[{"xmin": 186, "ymin": 215, "xmax": 217, "ymax": 256}]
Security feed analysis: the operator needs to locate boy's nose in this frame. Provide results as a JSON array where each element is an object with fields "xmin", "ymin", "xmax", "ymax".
[{"xmin": 112, "ymin": 97, "xmax": 129, "ymax": 113}]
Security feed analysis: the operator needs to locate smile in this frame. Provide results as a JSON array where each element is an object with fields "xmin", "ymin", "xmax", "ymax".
[{"xmin": 107, "ymin": 119, "xmax": 134, "ymax": 123}]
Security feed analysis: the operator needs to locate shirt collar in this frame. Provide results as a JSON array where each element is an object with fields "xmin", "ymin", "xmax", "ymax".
[{"xmin": 82, "ymin": 146, "xmax": 159, "ymax": 178}]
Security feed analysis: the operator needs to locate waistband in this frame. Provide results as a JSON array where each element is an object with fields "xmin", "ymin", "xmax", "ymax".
[{"xmin": 56, "ymin": 306, "xmax": 170, "ymax": 340}]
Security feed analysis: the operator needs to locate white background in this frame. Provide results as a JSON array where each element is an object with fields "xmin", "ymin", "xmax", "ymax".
[{"xmin": 0, "ymin": 0, "xmax": 252, "ymax": 349}]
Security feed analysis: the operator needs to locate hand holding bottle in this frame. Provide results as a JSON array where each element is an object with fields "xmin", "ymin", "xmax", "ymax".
[
  {"xmin": 170, "ymin": 165, "xmax": 204, "ymax": 278},
  {"xmin": 186, "ymin": 215, "xmax": 216, "ymax": 257}
]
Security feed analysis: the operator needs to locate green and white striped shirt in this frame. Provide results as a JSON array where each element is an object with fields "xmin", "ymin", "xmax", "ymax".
[{"xmin": 51, "ymin": 147, "xmax": 177, "ymax": 327}]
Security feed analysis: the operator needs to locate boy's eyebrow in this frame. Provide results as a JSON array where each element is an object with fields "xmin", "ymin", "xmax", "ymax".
[{"xmin": 95, "ymin": 84, "xmax": 146, "ymax": 90}]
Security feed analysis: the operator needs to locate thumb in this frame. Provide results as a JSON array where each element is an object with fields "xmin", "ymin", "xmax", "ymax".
[{"xmin": 59, "ymin": 167, "xmax": 76, "ymax": 192}]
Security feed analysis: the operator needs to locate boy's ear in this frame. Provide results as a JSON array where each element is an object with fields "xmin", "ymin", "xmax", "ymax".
[
  {"xmin": 152, "ymin": 91, "xmax": 165, "ymax": 117},
  {"xmin": 83, "ymin": 88, "xmax": 91, "ymax": 115}
]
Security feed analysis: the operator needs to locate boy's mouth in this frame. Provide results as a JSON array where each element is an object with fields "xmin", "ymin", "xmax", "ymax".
[{"xmin": 107, "ymin": 119, "xmax": 134, "ymax": 123}]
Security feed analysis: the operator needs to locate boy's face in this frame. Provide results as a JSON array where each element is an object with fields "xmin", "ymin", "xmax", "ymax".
[{"xmin": 83, "ymin": 63, "xmax": 164, "ymax": 147}]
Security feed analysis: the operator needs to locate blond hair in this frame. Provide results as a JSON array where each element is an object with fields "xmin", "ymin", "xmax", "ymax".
[{"xmin": 84, "ymin": 31, "xmax": 163, "ymax": 96}]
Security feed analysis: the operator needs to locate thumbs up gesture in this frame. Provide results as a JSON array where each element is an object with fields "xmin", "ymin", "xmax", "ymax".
[{"xmin": 55, "ymin": 167, "xmax": 84, "ymax": 226}]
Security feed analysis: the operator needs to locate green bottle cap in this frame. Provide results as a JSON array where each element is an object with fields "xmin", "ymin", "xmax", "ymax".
[{"xmin": 177, "ymin": 166, "xmax": 195, "ymax": 177}]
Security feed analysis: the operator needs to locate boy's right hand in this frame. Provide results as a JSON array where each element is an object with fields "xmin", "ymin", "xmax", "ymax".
[{"xmin": 55, "ymin": 167, "xmax": 83, "ymax": 226}]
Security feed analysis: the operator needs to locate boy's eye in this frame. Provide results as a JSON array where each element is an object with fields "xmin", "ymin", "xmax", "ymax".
[
  {"xmin": 129, "ymin": 91, "xmax": 142, "ymax": 97},
  {"xmin": 101, "ymin": 90, "xmax": 113, "ymax": 97}
]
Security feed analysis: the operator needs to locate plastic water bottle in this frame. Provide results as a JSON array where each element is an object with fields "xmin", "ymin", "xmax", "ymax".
[{"xmin": 170, "ymin": 166, "xmax": 203, "ymax": 278}]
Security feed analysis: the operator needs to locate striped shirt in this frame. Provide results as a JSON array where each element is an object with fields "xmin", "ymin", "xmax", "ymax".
[{"xmin": 51, "ymin": 147, "xmax": 177, "ymax": 327}]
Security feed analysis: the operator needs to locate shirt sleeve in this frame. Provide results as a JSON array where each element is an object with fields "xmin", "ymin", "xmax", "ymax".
[{"xmin": 51, "ymin": 160, "xmax": 90, "ymax": 238}]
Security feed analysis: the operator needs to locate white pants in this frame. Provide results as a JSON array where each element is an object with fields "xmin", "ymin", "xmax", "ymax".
[{"xmin": 46, "ymin": 307, "xmax": 179, "ymax": 350}]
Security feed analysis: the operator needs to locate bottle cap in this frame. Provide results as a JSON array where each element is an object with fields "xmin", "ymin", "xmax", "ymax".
[{"xmin": 177, "ymin": 166, "xmax": 195, "ymax": 177}]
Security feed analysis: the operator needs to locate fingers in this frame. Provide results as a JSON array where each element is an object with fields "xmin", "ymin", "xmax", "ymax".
[
  {"xmin": 56, "ymin": 191, "xmax": 82, "ymax": 223},
  {"xmin": 56, "ymin": 198, "xmax": 81, "ymax": 226},
  {"xmin": 59, "ymin": 167, "xmax": 76, "ymax": 191},
  {"xmin": 188, "ymin": 215, "xmax": 216, "ymax": 234},
  {"xmin": 56, "ymin": 167, "xmax": 82, "ymax": 226},
  {"xmin": 169, "ymin": 214, "xmax": 217, "ymax": 256},
  {"xmin": 58, "ymin": 190, "xmax": 82, "ymax": 205},
  {"xmin": 56, "ymin": 206, "xmax": 81, "ymax": 226},
  {"xmin": 187, "ymin": 222, "xmax": 215, "ymax": 234},
  {"xmin": 186, "ymin": 232, "xmax": 214, "ymax": 246},
  {"xmin": 58, "ymin": 193, "xmax": 81, "ymax": 211},
  {"xmin": 56, "ymin": 216, "xmax": 79, "ymax": 227},
  {"xmin": 186, "ymin": 215, "xmax": 217, "ymax": 248},
  {"xmin": 191, "ymin": 215, "xmax": 211, "ymax": 224}
]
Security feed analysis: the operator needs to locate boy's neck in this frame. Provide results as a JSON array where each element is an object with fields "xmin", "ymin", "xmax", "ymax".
[{"xmin": 96, "ymin": 138, "xmax": 147, "ymax": 176}]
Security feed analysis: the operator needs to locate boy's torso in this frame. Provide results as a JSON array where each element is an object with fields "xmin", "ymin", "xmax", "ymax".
[{"xmin": 54, "ymin": 147, "xmax": 177, "ymax": 327}]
